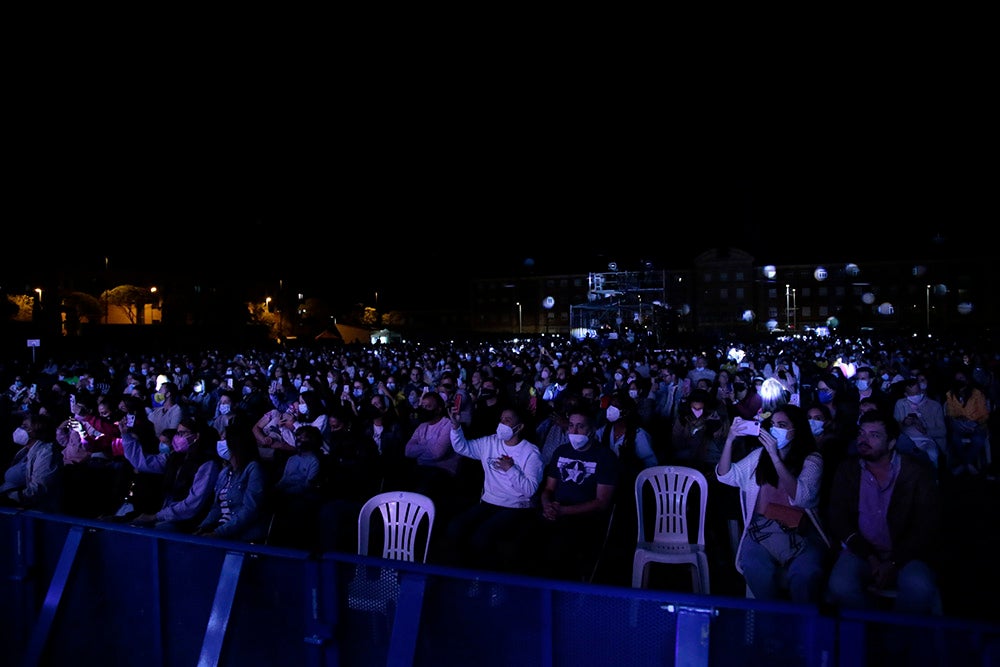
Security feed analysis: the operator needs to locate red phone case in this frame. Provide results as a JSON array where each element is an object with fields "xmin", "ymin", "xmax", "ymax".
[{"xmin": 454, "ymin": 394, "xmax": 462, "ymax": 412}]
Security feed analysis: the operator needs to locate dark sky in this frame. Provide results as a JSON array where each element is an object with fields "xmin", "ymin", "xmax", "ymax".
[{"xmin": 4, "ymin": 73, "xmax": 987, "ymax": 310}]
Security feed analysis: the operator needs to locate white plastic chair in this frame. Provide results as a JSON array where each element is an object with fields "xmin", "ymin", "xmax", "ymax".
[
  {"xmin": 631, "ymin": 465, "xmax": 710, "ymax": 593},
  {"xmin": 357, "ymin": 490, "xmax": 435, "ymax": 563},
  {"xmin": 349, "ymin": 491, "xmax": 436, "ymax": 616}
]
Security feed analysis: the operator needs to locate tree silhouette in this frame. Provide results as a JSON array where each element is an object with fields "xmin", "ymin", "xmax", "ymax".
[{"xmin": 102, "ymin": 285, "xmax": 152, "ymax": 324}]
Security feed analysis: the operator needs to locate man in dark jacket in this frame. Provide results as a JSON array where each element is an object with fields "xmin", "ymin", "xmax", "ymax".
[{"xmin": 826, "ymin": 409, "xmax": 942, "ymax": 615}]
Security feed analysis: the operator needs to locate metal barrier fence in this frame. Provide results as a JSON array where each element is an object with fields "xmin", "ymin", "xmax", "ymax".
[{"xmin": 2, "ymin": 508, "xmax": 998, "ymax": 667}]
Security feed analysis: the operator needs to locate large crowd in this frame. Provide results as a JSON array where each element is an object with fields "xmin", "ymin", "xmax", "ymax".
[{"xmin": 1, "ymin": 331, "xmax": 996, "ymax": 619}]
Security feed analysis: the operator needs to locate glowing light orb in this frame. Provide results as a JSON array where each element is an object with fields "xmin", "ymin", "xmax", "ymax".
[
  {"xmin": 826, "ymin": 316, "xmax": 839, "ymax": 328},
  {"xmin": 742, "ymin": 310, "xmax": 755, "ymax": 322},
  {"xmin": 814, "ymin": 267, "xmax": 828, "ymax": 281},
  {"xmin": 957, "ymin": 302, "xmax": 974, "ymax": 315},
  {"xmin": 763, "ymin": 265, "xmax": 777, "ymax": 280},
  {"xmin": 934, "ymin": 284, "xmax": 948, "ymax": 297},
  {"xmin": 912, "ymin": 265, "xmax": 927, "ymax": 277},
  {"xmin": 680, "ymin": 304, "xmax": 691, "ymax": 316},
  {"xmin": 862, "ymin": 292, "xmax": 875, "ymax": 305},
  {"xmin": 765, "ymin": 319, "xmax": 778, "ymax": 330},
  {"xmin": 845, "ymin": 263, "xmax": 860, "ymax": 277},
  {"xmin": 542, "ymin": 296, "xmax": 555, "ymax": 309},
  {"xmin": 878, "ymin": 302, "xmax": 894, "ymax": 316}
]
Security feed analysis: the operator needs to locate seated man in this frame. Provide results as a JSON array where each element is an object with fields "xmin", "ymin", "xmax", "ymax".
[
  {"xmin": 827, "ymin": 410, "xmax": 942, "ymax": 615},
  {"xmin": 518, "ymin": 407, "xmax": 619, "ymax": 581}
]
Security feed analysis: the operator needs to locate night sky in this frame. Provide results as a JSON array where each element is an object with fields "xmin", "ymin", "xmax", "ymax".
[{"xmin": 4, "ymin": 78, "xmax": 986, "ymax": 310}]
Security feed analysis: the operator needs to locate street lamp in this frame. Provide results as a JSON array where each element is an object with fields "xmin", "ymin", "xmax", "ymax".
[
  {"xmin": 516, "ymin": 302, "xmax": 522, "ymax": 334},
  {"xmin": 926, "ymin": 284, "xmax": 931, "ymax": 333},
  {"xmin": 785, "ymin": 284, "xmax": 790, "ymax": 328},
  {"xmin": 34, "ymin": 288, "xmax": 42, "ymax": 304}
]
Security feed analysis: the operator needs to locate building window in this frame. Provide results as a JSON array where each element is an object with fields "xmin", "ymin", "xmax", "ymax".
[
  {"xmin": 703, "ymin": 273, "xmax": 713, "ymax": 283},
  {"xmin": 719, "ymin": 288, "xmax": 728, "ymax": 299},
  {"xmin": 735, "ymin": 287, "xmax": 744, "ymax": 300}
]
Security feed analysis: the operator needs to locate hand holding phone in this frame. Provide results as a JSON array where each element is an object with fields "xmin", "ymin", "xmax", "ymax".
[{"xmin": 732, "ymin": 417, "xmax": 760, "ymax": 436}]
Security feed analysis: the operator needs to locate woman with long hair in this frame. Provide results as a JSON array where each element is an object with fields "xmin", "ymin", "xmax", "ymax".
[{"xmin": 716, "ymin": 403, "xmax": 830, "ymax": 603}]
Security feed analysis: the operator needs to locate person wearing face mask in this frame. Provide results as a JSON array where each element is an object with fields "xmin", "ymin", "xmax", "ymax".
[
  {"xmin": 236, "ymin": 377, "xmax": 272, "ymax": 424},
  {"xmin": 0, "ymin": 413, "xmax": 62, "ymax": 512},
  {"xmin": 403, "ymin": 391, "xmax": 462, "ymax": 524},
  {"xmin": 893, "ymin": 377, "xmax": 946, "ymax": 472},
  {"xmin": 122, "ymin": 416, "xmax": 222, "ymax": 532},
  {"xmin": 467, "ymin": 377, "xmax": 507, "ymax": 439},
  {"xmin": 518, "ymin": 407, "xmax": 619, "ymax": 581},
  {"xmin": 279, "ymin": 391, "xmax": 330, "ymax": 446},
  {"xmin": 211, "ymin": 391, "xmax": 238, "ymax": 437},
  {"xmin": 814, "ymin": 371, "xmax": 859, "ymax": 445},
  {"xmin": 194, "ymin": 422, "xmax": 270, "ymax": 542},
  {"xmin": 943, "ymin": 367, "xmax": 991, "ymax": 476},
  {"xmin": 148, "ymin": 381, "xmax": 183, "ymax": 438},
  {"xmin": 597, "ymin": 393, "xmax": 658, "ymax": 470},
  {"xmin": 671, "ymin": 390, "xmax": 729, "ymax": 468},
  {"xmin": 805, "ymin": 402, "xmax": 850, "ymax": 521},
  {"xmin": 853, "ymin": 366, "xmax": 891, "ymax": 414},
  {"xmin": 444, "ymin": 405, "xmax": 544, "ymax": 570},
  {"xmin": 731, "ymin": 373, "xmax": 763, "ymax": 422},
  {"xmin": 717, "ymin": 404, "xmax": 830, "ymax": 604}
]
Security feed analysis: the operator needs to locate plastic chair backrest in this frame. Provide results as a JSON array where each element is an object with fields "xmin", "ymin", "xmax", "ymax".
[
  {"xmin": 634, "ymin": 465, "xmax": 708, "ymax": 548},
  {"xmin": 357, "ymin": 491, "xmax": 435, "ymax": 563}
]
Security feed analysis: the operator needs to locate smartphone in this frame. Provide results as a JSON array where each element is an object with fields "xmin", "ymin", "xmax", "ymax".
[
  {"xmin": 227, "ymin": 378, "xmax": 234, "ymax": 389},
  {"xmin": 453, "ymin": 394, "xmax": 462, "ymax": 413},
  {"xmin": 126, "ymin": 414, "xmax": 136, "ymax": 428},
  {"xmin": 29, "ymin": 383, "xmax": 37, "ymax": 397}
]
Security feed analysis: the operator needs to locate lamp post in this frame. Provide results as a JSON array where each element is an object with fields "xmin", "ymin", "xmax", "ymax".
[
  {"xmin": 104, "ymin": 256, "xmax": 110, "ymax": 325},
  {"xmin": 785, "ymin": 284, "xmax": 790, "ymax": 328},
  {"xmin": 926, "ymin": 284, "xmax": 931, "ymax": 333},
  {"xmin": 34, "ymin": 288, "xmax": 42, "ymax": 304},
  {"xmin": 516, "ymin": 302, "xmax": 522, "ymax": 334}
]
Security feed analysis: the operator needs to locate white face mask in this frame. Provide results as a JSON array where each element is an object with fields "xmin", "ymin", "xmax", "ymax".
[
  {"xmin": 807, "ymin": 419, "xmax": 825, "ymax": 436},
  {"xmin": 568, "ymin": 433, "xmax": 589, "ymax": 450},
  {"xmin": 216, "ymin": 439, "xmax": 230, "ymax": 460},
  {"xmin": 691, "ymin": 408, "xmax": 703, "ymax": 418},
  {"xmin": 855, "ymin": 379, "xmax": 870, "ymax": 391},
  {"xmin": 218, "ymin": 403, "xmax": 231, "ymax": 415},
  {"xmin": 298, "ymin": 402, "xmax": 309, "ymax": 415},
  {"xmin": 606, "ymin": 406, "xmax": 621, "ymax": 423},
  {"xmin": 906, "ymin": 393, "xmax": 923, "ymax": 405},
  {"xmin": 770, "ymin": 426, "xmax": 792, "ymax": 449},
  {"xmin": 628, "ymin": 390, "xmax": 639, "ymax": 400},
  {"xmin": 496, "ymin": 423, "xmax": 515, "ymax": 441},
  {"xmin": 13, "ymin": 427, "xmax": 29, "ymax": 446}
]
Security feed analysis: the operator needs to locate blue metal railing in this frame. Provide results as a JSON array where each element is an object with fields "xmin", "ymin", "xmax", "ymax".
[{"xmin": 2, "ymin": 508, "xmax": 998, "ymax": 667}]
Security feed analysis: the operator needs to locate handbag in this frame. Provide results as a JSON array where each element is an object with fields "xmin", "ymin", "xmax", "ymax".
[{"xmin": 763, "ymin": 502, "xmax": 804, "ymax": 529}]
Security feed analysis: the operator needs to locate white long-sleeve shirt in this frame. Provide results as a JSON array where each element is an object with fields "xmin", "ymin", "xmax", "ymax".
[{"xmin": 449, "ymin": 427, "xmax": 544, "ymax": 508}]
